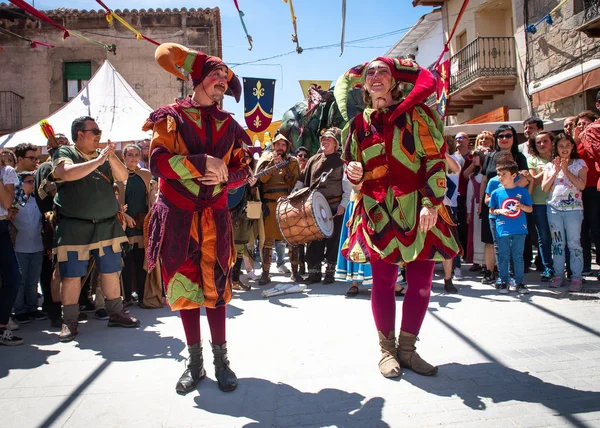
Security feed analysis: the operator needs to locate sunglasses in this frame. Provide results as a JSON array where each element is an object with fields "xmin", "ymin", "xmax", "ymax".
[
  {"xmin": 297, "ymin": 154, "xmax": 308, "ymax": 158},
  {"xmin": 455, "ymin": 136, "xmax": 466, "ymax": 140},
  {"xmin": 497, "ymin": 134, "xmax": 513, "ymax": 139},
  {"xmin": 83, "ymin": 129, "xmax": 102, "ymax": 135}
]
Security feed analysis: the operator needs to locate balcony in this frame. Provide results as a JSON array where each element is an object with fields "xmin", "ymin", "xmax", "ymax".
[
  {"xmin": 575, "ymin": 0, "xmax": 600, "ymax": 38},
  {"xmin": 0, "ymin": 91, "xmax": 23, "ymax": 135},
  {"xmin": 445, "ymin": 36, "xmax": 518, "ymax": 116}
]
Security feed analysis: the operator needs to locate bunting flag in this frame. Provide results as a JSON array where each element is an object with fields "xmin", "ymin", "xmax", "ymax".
[
  {"xmin": 433, "ymin": 59, "xmax": 450, "ymax": 117},
  {"xmin": 96, "ymin": 0, "xmax": 159, "ymax": 45},
  {"xmin": 232, "ymin": 0, "xmax": 253, "ymax": 50},
  {"xmin": 299, "ymin": 80, "xmax": 332, "ymax": 100},
  {"xmin": 243, "ymin": 77, "xmax": 276, "ymax": 133},
  {"xmin": 525, "ymin": 0, "xmax": 568, "ymax": 33},
  {"xmin": 283, "ymin": 0, "xmax": 302, "ymax": 53},
  {"xmin": 0, "ymin": 27, "xmax": 54, "ymax": 48}
]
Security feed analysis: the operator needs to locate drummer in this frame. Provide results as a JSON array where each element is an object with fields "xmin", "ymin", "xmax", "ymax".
[
  {"xmin": 249, "ymin": 132, "xmax": 301, "ymax": 285},
  {"xmin": 303, "ymin": 127, "xmax": 352, "ymax": 284}
]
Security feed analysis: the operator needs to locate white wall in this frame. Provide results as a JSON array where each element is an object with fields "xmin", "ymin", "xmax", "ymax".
[{"xmin": 416, "ymin": 20, "xmax": 444, "ymax": 67}]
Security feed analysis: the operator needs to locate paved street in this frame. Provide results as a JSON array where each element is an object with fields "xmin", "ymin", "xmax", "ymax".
[{"xmin": 2, "ymin": 265, "xmax": 600, "ymax": 428}]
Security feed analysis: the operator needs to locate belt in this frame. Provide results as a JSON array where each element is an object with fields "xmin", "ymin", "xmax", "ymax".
[
  {"xmin": 0, "ymin": 215, "xmax": 7, "ymax": 221},
  {"xmin": 59, "ymin": 214, "xmax": 115, "ymax": 224},
  {"xmin": 263, "ymin": 188, "xmax": 290, "ymax": 194},
  {"xmin": 327, "ymin": 196, "xmax": 342, "ymax": 204}
]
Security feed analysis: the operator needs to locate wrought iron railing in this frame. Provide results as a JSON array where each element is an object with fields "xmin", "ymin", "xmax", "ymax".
[
  {"xmin": 583, "ymin": 0, "xmax": 600, "ymax": 23},
  {"xmin": 449, "ymin": 37, "xmax": 517, "ymax": 94},
  {"xmin": 0, "ymin": 91, "xmax": 24, "ymax": 133}
]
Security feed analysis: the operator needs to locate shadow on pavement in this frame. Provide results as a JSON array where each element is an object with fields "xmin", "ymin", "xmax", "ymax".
[
  {"xmin": 0, "ymin": 343, "xmax": 59, "ymax": 378},
  {"xmin": 404, "ymin": 362, "xmax": 600, "ymax": 424},
  {"xmin": 193, "ymin": 377, "xmax": 389, "ymax": 427}
]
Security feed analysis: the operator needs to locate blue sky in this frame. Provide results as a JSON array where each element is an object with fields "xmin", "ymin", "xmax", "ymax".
[{"xmin": 35, "ymin": 0, "xmax": 435, "ymax": 122}]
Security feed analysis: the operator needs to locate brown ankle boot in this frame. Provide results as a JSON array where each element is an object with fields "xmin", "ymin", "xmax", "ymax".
[
  {"xmin": 290, "ymin": 264, "xmax": 302, "ymax": 282},
  {"xmin": 258, "ymin": 247, "xmax": 272, "ymax": 286},
  {"xmin": 232, "ymin": 257, "xmax": 250, "ymax": 290},
  {"xmin": 378, "ymin": 331, "xmax": 401, "ymax": 378},
  {"xmin": 396, "ymin": 330, "xmax": 438, "ymax": 376}
]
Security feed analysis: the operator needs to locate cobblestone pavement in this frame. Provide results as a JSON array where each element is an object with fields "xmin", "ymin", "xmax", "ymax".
[{"xmin": 2, "ymin": 265, "xmax": 600, "ymax": 427}]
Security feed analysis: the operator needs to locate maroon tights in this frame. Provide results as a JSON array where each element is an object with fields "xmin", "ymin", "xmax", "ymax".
[
  {"xmin": 371, "ymin": 258, "xmax": 435, "ymax": 337},
  {"xmin": 179, "ymin": 305, "xmax": 226, "ymax": 346}
]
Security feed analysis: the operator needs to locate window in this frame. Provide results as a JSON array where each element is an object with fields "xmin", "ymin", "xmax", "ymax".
[{"xmin": 64, "ymin": 62, "xmax": 91, "ymax": 101}]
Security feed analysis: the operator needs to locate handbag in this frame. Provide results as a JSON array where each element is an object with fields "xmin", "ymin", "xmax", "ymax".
[{"xmin": 246, "ymin": 201, "xmax": 262, "ymax": 219}]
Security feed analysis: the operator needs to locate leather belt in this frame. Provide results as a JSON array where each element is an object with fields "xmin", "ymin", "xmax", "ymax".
[
  {"xmin": 0, "ymin": 215, "xmax": 7, "ymax": 221},
  {"xmin": 327, "ymin": 196, "xmax": 342, "ymax": 204}
]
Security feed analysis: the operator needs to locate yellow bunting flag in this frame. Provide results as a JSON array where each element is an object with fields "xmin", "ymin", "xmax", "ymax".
[{"xmin": 299, "ymin": 80, "xmax": 332, "ymax": 99}]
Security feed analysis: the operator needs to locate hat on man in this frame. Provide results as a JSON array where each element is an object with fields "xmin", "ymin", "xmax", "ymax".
[{"xmin": 155, "ymin": 43, "xmax": 242, "ymax": 102}]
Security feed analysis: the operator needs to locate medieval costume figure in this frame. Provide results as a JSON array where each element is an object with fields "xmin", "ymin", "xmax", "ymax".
[
  {"xmin": 303, "ymin": 127, "xmax": 351, "ymax": 284},
  {"xmin": 53, "ymin": 117, "xmax": 140, "ymax": 343},
  {"xmin": 143, "ymin": 43, "xmax": 251, "ymax": 395},
  {"xmin": 339, "ymin": 57, "xmax": 459, "ymax": 378},
  {"xmin": 252, "ymin": 133, "xmax": 301, "ymax": 285}
]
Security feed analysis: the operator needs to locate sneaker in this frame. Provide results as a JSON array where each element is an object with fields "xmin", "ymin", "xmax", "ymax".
[
  {"xmin": 569, "ymin": 279, "xmax": 583, "ymax": 292},
  {"xmin": 94, "ymin": 308, "xmax": 109, "ymax": 320},
  {"xmin": 481, "ymin": 270, "xmax": 495, "ymax": 285},
  {"xmin": 0, "ymin": 328, "xmax": 24, "ymax": 346},
  {"xmin": 29, "ymin": 310, "xmax": 48, "ymax": 321},
  {"xmin": 453, "ymin": 268, "xmax": 463, "ymax": 280},
  {"xmin": 6, "ymin": 318, "xmax": 19, "ymax": 331},
  {"xmin": 549, "ymin": 277, "xmax": 565, "ymax": 288},
  {"xmin": 498, "ymin": 283, "xmax": 509, "ymax": 294},
  {"xmin": 444, "ymin": 278, "xmax": 458, "ymax": 294},
  {"xmin": 107, "ymin": 312, "xmax": 140, "ymax": 328},
  {"xmin": 581, "ymin": 268, "xmax": 593, "ymax": 276},
  {"xmin": 469, "ymin": 264, "xmax": 481, "ymax": 272},
  {"xmin": 516, "ymin": 283, "xmax": 530, "ymax": 294},
  {"xmin": 277, "ymin": 264, "xmax": 290, "ymax": 274},
  {"xmin": 15, "ymin": 314, "xmax": 32, "ymax": 324},
  {"xmin": 58, "ymin": 322, "xmax": 78, "ymax": 343},
  {"xmin": 540, "ymin": 268, "xmax": 554, "ymax": 282},
  {"xmin": 494, "ymin": 277, "xmax": 503, "ymax": 289},
  {"xmin": 78, "ymin": 312, "xmax": 88, "ymax": 322},
  {"xmin": 123, "ymin": 300, "xmax": 134, "ymax": 308},
  {"xmin": 509, "ymin": 278, "xmax": 517, "ymax": 292},
  {"xmin": 79, "ymin": 302, "xmax": 96, "ymax": 313}
]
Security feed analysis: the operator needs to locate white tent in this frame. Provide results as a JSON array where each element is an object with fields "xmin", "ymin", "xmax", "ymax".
[{"xmin": 0, "ymin": 60, "xmax": 153, "ymax": 148}]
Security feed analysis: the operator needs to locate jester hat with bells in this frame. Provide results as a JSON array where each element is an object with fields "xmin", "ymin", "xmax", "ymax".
[
  {"xmin": 155, "ymin": 43, "xmax": 242, "ymax": 102},
  {"xmin": 333, "ymin": 57, "xmax": 436, "ymax": 122}
]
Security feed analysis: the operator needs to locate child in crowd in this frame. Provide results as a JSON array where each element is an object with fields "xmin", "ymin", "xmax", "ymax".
[
  {"xmin": 542, "ymin": 133, "xmax": 588, "ymax": 292},
  {"xmin": 489, "ymin": 160, "xmax": 533, "ymax": 294}
]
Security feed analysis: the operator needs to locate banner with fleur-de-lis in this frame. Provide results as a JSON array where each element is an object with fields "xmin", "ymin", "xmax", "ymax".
[{"xmin": 243, "ymin": 77, "xmax": 276, "ymax": 132}]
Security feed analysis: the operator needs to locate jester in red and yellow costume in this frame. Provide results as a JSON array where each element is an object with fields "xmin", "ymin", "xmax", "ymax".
[
  {"xmin": 337, "ymin": 57, "xmax": 459, "ymax": 379},
  {"xmin": 143, "ymin": 43, "xmax": 251, "ymax": 395}
]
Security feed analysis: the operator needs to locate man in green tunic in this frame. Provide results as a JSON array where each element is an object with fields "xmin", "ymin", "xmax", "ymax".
[{"xmin": 53, "ymin": 116, "xmax": 140, "ymax": 342}]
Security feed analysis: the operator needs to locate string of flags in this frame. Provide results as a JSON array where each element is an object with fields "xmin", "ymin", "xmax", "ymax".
[
  {"xmin": 525, "ymin": 0, "xmax": 568, "ymax": 34},
  {"xmin": 232, "ymin": 0, "xmax": 253, "ymax": 51},
  {"xmin": 283, "ymin": 0, "xmax": 303, "ymax": 54},
  {"xmin": 0, "ymin": 27, "xmax": 54, "ymax": 48},
  {"xmin": 95, "ymin": 0, "xmax": 160, "ymax": 46}
]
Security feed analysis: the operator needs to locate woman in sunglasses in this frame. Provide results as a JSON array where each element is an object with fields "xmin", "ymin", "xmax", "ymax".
[{"xmin": 479, "ymin": 125, "xmax": 531, "ymax": 285}]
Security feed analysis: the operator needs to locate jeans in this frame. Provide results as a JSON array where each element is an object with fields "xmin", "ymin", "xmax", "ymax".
[
  {"xmin": 14, "ymin": 251, "xmax": 44, "ymax": 315},
  {"xmin": 489, "ymin": 218, "xmax": 499, "ymax": 266},
  {"xmin": 532, "ymin": 205, "xmax": 554, "ymax": 271},
  {"xmin": 497, "ymin": 234, "xmax": 526, "ymax": 285},
  {"xmin": 0, "ymin": 220, "xmax": 22, "ymax": 325},
  {"xmin": 581, "ymin": 187, "xmax": 600, "ymax": 269},
  {"xmin": 274, "ymin": 240, "xmax": 286, "ymax": 267},
  {"xmin": 548, "ymin": 207, "xmax": 583, "ymax": 279}
]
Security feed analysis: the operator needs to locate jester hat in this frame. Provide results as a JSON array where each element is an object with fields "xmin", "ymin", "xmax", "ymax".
[
  {"xmin": 334, "ymin": 57, "xmax": 436, "ymax": 122},
  {"xmin": 155, "ymin": 43, "xmax": 242, "ymax": 102}
]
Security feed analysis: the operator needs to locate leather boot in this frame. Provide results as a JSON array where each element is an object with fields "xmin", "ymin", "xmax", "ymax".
[
  {"xmin": 299, "ymin": 263, "xmax": 306, "ymax": 275},
  {"xmin": 378, "ymin": 331, "xmax": 401, "ymax": 378},
  {"xmin": 211, "ymin": 342, "xmax": 238, "ymax": 392},
  {"xmin": 397, "ymin": 330, "xmax": 438, "ymax": 376},
  {"xmin": 322, "ymin": 263, "xmax": 336, "ymax": 284},
  {"xmin": 258, "ymin": 247, "xmax": 272, "ymax": 286},
  {"xmin": 232, "ymin": 257, "xmax": 250, "ymax": 291},
  {"xmin": 175, "ymin": 342, "xmax": 206, "ymax": 395},
  {"xmin": 290, "ymin": 264, "xmax": 302, "ymax": 282},
  {"xmin": 304, "ymin": 269, "xmax": 321, "ymax": 284}
]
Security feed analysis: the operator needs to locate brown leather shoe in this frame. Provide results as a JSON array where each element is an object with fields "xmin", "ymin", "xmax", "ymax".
[
  {"xmin": 108, "ymin": 312, "xmax": 140, "ymax": 328},
  {"xmin": 397, "ymin": 330, "xmax": 437, "ymax": 376},
  {"xmin": 378, "ymin": 331, "xmax": 401, "ymax": 378},
  {"xmin": 257, "ymin": 271, "xmax": 271, "ymax": 286},
  {"xmin": 59, "ymin": 321, "xmax": 78, "ymax": 343},
  {"xmin": 232, "ymin": 280, "xmax": 251, "ymax": 291}
]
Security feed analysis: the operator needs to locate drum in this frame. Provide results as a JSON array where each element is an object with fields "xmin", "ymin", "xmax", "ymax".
[{"xmin": 276, "ymin": 188, "xmax": 334, "ymax": 246}]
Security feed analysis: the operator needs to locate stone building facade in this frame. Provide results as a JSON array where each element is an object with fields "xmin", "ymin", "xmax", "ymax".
[
  {"xmin": 0, "ymin": 5, "xmax": 222, "ymax": 134},
  {"xmin": 522, "ymin": 0, "xmax": 600, "ymax": 119}
]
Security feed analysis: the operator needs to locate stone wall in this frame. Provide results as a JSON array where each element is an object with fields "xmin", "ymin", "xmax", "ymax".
[{"xmin": 0, "ymin": 5, "xmax": 221, "ymax": 131}]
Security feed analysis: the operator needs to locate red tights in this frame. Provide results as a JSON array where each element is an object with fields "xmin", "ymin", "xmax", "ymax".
[
  {"xmin": 179, "ymin": 305, "xmax": 226, "ymax": 346},
  {"xmin": 371, "ymin": 258, "xmax": 435, "ymax": 337}
]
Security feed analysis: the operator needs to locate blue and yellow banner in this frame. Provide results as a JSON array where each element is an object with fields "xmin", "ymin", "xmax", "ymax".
[
  {"xmin": 433, "ymin": 59, "xmax": 450, "ymax": 117},
  {"xmin": 243, "ymin": 77, "xmax": 276, "ymax": 133}
]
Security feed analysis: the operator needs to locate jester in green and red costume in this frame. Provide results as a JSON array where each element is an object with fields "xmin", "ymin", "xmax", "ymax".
[
  {"xmin": 143, "ymin": 43, "xmax": 251, "ymax": 396},
  {"xmin": 336, "ymin": 56, "xmax": 459, "ymax": 380}
]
